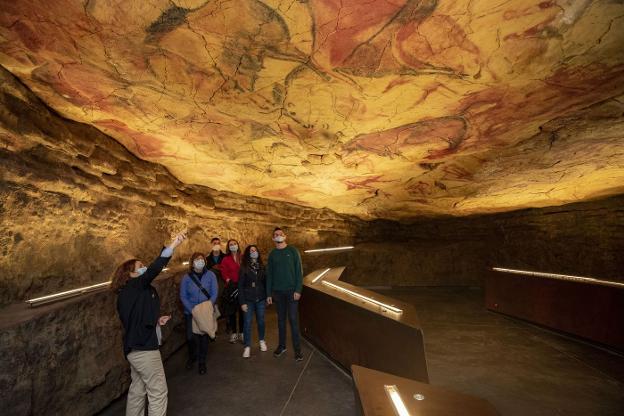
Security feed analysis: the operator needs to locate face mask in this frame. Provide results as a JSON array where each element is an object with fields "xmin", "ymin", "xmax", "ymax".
[
  {"xmin": 193, "ymin": 259, "xmax": 205, "ymax": 270},
  {"xmin": 135, "ymin": 266, "xmax": 147, "ymax": 276},
  {"xmin": 212, "ymin": 245, "xmax": 221, "ymax": 253},
  {"xmin": 273, "ymin": 235, "xmax": 286, "ymax": 243},
  {"xmin": 229, "ymin": 244, "xmax": 238, "ymax": 252},
  {"xmin": 250, "ymin": 251, "xmax": 259, "ymax": 259}
]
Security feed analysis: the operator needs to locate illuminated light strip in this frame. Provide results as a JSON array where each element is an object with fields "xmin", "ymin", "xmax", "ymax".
[
  {"xmin": 384, "ymin": 385, "xmax": 411, "ymax": 416},
  {"xmin": 25, "ymin": 281, "xmax": 111, "ymax": 307},
  {"xmin": 304, "ymin": 246, "xmax": 354, "ymax": 253},
  {"xmin": 312, "ymin": 268, "xmax": 331, "ymax": 283},
  {"xmin": 492, "ymin": 267, "xmax": 624, "ymax": 289},
  {"xmin": 25, "ymin": 265, "xmax": 182, "ymax": 307},
  {"xmin": 321, "ymin": 280, "xmax": 403, "ymax": 313},
  {"xmin": 182, "ymin": 261, "xmax": 190, "ymax": 265}
]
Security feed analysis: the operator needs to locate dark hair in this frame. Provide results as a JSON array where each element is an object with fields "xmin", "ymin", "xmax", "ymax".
[
  {"xmin": 241, "ymin": 245, "xmax": 263, "ymax": 272},
  {"xmin": 273, "ymin": 227, "xmax": 282, "ymax": 233},
  {"xmin": 225, "ymin": 239, "xmax": 240, "ymax": 256},
  {"xmin": 189, "ymin": 252, "xmax": 205, "ymax": 273},
  {"xmin": 111, "ymin": 258, "xmax": 139, "ymax": 293},
  {"xmin": 211, "ymin": 237, "xmax": 220, "ymax": 244}
]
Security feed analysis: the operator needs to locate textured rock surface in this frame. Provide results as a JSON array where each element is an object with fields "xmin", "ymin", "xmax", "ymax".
[
  {"xmin": 0, "ymin": 274, "xmax": 185, "ymax": 416},
  {"xmin": 1, "ymin": 0, "xmax": 623, "ymax": 219},
  {"xmin": 344, "ymin": 193, "xmax": 624, "ymax": 287},
  {"xmin": 0, "ymin": 66, "xmax": 359, "ymax": 307}
]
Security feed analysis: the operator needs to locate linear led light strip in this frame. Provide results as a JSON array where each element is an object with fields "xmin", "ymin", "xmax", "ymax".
[
  {"xmin": 304, "ymin": 246, "xmax": 354, "ymax": 253},
  {"xmin": 312, "ymin": 268, "xmax": 331, "ymax": 283},
  {"xmin": 321, "ymin": 280, "xmax": 403, "ymax": 313},
  {"xmin": 384, "ymin": 385, "xmax": 411, "ymax": 416},
  {"xmin": 25, "ymin": 266, "xmax": 180, "ymax": 307},
  {"xmin": 492, "ymin": 267, "xmax": 624, "ymax": 289},
  {"xmin": 25, "ymin": 281, "xmax": 111, "ymax": 307}
]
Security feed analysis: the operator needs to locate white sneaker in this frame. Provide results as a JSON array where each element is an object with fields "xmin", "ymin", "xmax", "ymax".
[
  {"xmin": 238, "ymin": 333, "xmax": 244, "ymax": 344},
  {"xmin": 259, "ymin": 340, "xmax": 267, "ymax": 352},
  {"xmin": 243, "ymin": 346, "xmax": 251, "ymax": 358},
  {"xmin": 229, "ymin": 333, "xmax": 237, "ymax": 343}
]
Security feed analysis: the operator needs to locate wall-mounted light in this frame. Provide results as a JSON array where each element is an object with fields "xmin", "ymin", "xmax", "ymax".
[
  {"xmin": 384, "ymin": 385, "xmax": 411, "ymax": 416},
  {"xmin": 321, "ymin": 281, "xmax": 403, "ymax": 314},
  {"xmin": 304, "ymin": 246, "xmax": 354, "ymax": 253},
  {"xmin": 182, "ymin": 261, "xmax": 190, "ymax": 266},
  {"xmin": 312, "ymin": 268, "xmax": 331, "ymax": 283},
  {"xmin": 25, "ymin": 281, "xmax": 111, "ymax": 307},
  {"xmin": 492, "ymin": 267, "xmax": 624, "ymax": 289}
]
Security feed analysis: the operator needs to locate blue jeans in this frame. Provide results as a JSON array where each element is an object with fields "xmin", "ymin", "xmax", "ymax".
[
  {"xmin": 243, "ymin": 300, "xmax": 266, "ymax": 347},
  {"xmin": 273, "ymin": 290, "xmax": 301, "ymax": 351}
]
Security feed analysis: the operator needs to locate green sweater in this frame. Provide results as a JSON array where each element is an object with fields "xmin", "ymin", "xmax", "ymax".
[{"xmin": 267, "ymin": 245, "xmax": 303, "ymax": 294}]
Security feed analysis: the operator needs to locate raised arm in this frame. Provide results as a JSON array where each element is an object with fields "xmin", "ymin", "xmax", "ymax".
[{"xmin": 140, "ymin": 232, "xmax": 187, "ymax": 288}]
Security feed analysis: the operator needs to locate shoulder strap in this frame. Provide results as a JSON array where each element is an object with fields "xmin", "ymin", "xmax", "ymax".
[{"xmin": 189, "ymin": 273, "xmax": 212, "ymax": 300}]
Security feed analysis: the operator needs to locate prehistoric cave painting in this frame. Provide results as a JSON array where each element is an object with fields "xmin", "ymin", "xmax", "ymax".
[
  {"xmin": 1, "ymin": 0, "xmax": 624, "ymax": 218},
  {"xmin": 310, "ymin": 0, "xmax": 481, "ymax": 78},
  {"xmin": 341, "ymin": 116, "xmax": 467, "ymax": 161}
]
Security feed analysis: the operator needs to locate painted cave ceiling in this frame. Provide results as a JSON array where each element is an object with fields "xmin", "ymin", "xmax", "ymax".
[{"xmin": 1, "ymin": 0, "xmax": 623, "ymax": 219}]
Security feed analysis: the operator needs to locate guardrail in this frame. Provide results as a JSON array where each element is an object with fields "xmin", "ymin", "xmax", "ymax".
[
  {"xmin": 300, "ymin": 266, "xmax": 429, "ymax": 382},
  {"xmin": 486, "ymin": 267, "xmax": 624, "ymax": 352}
]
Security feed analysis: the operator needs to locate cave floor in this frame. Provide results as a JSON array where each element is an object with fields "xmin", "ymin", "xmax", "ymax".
[
  {"xmin": 98, "ymin": 308, "xmax": 355, "ymax": 416},
  {"xmin": 99, "ymin": 287, "xmax": 624, "ymax": 416},
  {"xmin": 375, "ymin": 287, "xmax": 624, "ymax": 416}
]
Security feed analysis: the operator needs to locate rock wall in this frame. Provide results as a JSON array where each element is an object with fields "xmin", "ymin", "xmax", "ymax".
[
  {"xmin": 0, "ymin": 274, "xmax": 185, "ymax": 416},
  {"xmin": 343, "ymin": 195, "xmax": 624, "ymax": 287}
]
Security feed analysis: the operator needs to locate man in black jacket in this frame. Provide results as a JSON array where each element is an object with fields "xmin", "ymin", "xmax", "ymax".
[{"xmin": 113, "ymin": 232, "xmax": 186, "ymax": 416}]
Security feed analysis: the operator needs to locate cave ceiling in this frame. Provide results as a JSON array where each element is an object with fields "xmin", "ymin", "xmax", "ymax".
[{"xmin": 1, "ymin": 0, "xmax": 624, "ymax": 220}]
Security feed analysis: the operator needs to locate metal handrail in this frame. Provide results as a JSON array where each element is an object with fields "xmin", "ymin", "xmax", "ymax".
[{"xmin": 491, "ymin": 267, "xmax": 624, "ymax": 289}]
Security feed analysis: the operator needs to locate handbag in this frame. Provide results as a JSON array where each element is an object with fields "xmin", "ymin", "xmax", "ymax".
[{"xmin": 189, "ymin": 272, "xmax": 220, "ymax": 329}]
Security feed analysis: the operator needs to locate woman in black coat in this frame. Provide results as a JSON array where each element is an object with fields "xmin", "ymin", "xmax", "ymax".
[
  {"xmin": 112, "ymin": 232, "xmax": 186, "ymax": 416},
  {"xmin": 238, "ymin": 244, "xmax": 268, "ymax": 358}
]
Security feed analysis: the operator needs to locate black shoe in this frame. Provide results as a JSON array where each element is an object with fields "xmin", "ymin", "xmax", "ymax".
[
  {"xmin": 273, "ymin": 346, "xmax": 287, "ymax": 357},
  {"xmin": 294, "ymin": 350, "xmax": 304, "ymax": 362},
  {"xmin": 185, "ymin": 359, "xmax": 196, "ymax": 370},
  {"xmin": 198, "ymin": 363, "xmax": 207, "ymax": 375}
]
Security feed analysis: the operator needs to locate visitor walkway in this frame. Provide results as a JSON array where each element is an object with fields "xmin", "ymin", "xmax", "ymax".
[{"xmin": 98, "ymin": 309, "xmax": 355, "ymax": 416}]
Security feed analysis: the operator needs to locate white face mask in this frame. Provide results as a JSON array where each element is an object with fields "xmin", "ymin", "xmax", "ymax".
[
  {"xmin": 273, "ymin": 235, "xmax": 286, "ymax": 243},
  {"xmin": 193, "ymin": 259, "xmax": 205, "ymax": 270},
  {"xmin": 229, "ymin": 244, "xmax": 238, "ymax": 253},
  {"xmin": 250, "ymin": 251, "xmax": 259, "ymax": 260},
  {"xmin": 212, "ymin": 244, "xmax": 221, "ymax": 253},
  {"xmin": 135, "ymin": 266, "xmax": 147, "ymax": 276}
]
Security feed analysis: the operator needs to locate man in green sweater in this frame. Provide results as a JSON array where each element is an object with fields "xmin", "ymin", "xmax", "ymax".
[{"xmin": 266, "ymin": 227, "xmax": 304, "ymax": 361}]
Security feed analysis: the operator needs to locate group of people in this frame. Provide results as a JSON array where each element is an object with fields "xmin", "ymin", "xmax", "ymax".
[{"xmin": 112, "ymin": 227, "xmax": 304, "ymax": 416}]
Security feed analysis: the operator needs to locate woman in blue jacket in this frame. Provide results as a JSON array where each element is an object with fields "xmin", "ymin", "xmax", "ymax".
[{"xmin": 180, "ymin": 252, "xmax": 218, "ymax": 374}]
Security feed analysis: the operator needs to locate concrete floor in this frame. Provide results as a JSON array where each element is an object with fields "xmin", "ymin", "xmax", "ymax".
[
  {"xmin": 98, "ymin": 310, "xmax": 355, "ymax": 416},
  {"xmin": 99, "ymin": 287, "xmax": 624, "ymax": 416},
  {"xmin": 377, "ymin": 287, "xmax": 624, "ymax": 416}
]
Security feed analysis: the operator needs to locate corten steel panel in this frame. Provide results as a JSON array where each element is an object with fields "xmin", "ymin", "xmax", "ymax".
[
  {"xmin": 300, "ymin": 267, "xmax": 429, "ymax": 382},
  {"xmin": 351, "ymin": 365, "xmax": 500, "ymax": 416},
  {"xmin": 485, "ymin": 270, "xmax": 624, "ymax": 351}
]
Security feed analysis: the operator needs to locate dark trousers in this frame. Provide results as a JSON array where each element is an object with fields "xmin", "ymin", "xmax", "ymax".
[
  {"xmin": 273, "ymin": 289, "xmax": 301, "ymax": 351},
  {"xmin": 227, "ymin": 300, "xmax": 244, "ymax": 334},
  {"xmin": 185, "ymin": 314, "xmax": 209, "ymax": 364}
]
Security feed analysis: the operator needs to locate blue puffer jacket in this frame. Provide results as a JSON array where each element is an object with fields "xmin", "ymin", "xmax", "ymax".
[{"xmin": 180, "ymin": 270, "xmax": 218, "ymax": 315}]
